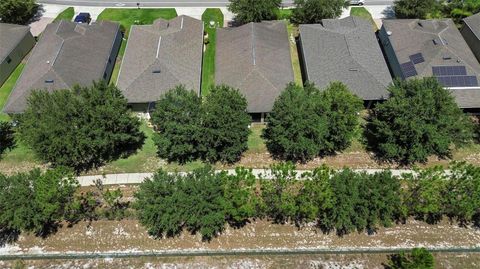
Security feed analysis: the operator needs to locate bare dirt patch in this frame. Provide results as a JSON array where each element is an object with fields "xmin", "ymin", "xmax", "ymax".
[
  {"xmin": 2, "ymin": 219, "xmax": 479, "ymax": 254},
  {"xmin": 1, "ymin": 252, "xmax": 479, "ymax": 269}
]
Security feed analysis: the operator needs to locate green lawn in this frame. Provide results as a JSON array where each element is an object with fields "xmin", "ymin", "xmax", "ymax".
[
  {"xmin": 201, "ymin": 8, "xmax": 224, "ymax": 96},
  {"xmin": 286, "ymin": 23, "xmax": 303, "ymax": 86},
  {"xmin": 276, "ymin": 8, "xmax": 293, "ymax": 20},
  {"xmin": 53, "ymin": 7, "xmax": 75, "ymax": 22},
  {"xmin": 247, "ymin": 124, "xmax": 267, "ymax": 153},
  {"xmin": 350, "ymin": 7, "xmax": 377, "ymax": 31},
  {"xmin": 97, "ymin": 8, "xmax": 177, "ymax": 37},
  {"xmin": 0, "ymin": 63, "xmax": 24, "ymax": 121}
]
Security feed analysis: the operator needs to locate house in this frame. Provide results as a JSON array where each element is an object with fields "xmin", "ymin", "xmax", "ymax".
[
  {"xmin": 216, "ymin": 21, "xmax": 294, "ymax": 122},
  {"xmin": 379, "ymin": 19, "xmax": 480, "ymax": 110},
  {"xmin": 3, "ymin": 20, "xmax": 122, "ymax": 113},
  {"xmin": 461, "ymin": 13, "xmax": 480, "ymax": 62},
  {"xmin": 116, "ymin": 16, "xmax": 204, "ymax": 112},
  {"xmin": 0, "ymin": 23, "xmax": 35, "ymax": 87},
  {"xmin": 298, "ymin": 16, "xmax": 392, "ymax": 106}
]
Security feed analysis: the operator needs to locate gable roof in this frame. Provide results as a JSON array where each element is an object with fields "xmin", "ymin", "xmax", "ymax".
[
  {"xmin": 299, "ymin": 16, "xmax": 392, "ymax": 101},
  {"xmin": 382, "ymin": 19, "xmax": 480, "ymax": 108},
  {"xmin": 0, "ymin": 23, "xmax": 31, "ymax": 62},
  {"xmin": 216, "ymin": 21, "xmax": 294, "ymax": 113},
  {"xmin": 463, "ymin": 13, "xmax": 480, "ymax": 39},
  {"xmin": 3, "ymin": 20, "xmax": 120, "ymax": 113},
  {"xmin": 116, "ymin": 16, "xmax": 204, "ymax": 103}
]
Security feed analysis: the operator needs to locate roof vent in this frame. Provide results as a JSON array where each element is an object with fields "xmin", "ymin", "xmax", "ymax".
[
  {"xmin": 152, "ymin": 70, "xmax": 161, "ymax": 73},
  {"xmin": 349, "ymin": 68, "xmax": 358, "ymax": 71},
  {"xmin": 443, "ymin": 55, "xmax": 452, "ymax": 60},
  {"xmin": 45, "ymin": 79, "xmax": 54, "ymax": 83},
  {"xmin": 418, "ymin": 22, "xmax": 423, "ymax": 27},
  {"xmin": 386, "ymin": 31, "xmax": 392, "ymax": 36},
  {"xmin": 433, "ymin": 39, "xmax": 438, "ymax": 45}
]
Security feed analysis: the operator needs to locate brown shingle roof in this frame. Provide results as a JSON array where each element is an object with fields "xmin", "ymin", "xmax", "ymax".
[
  {"xmin": 215, "ymin": 21, "xmax": 294, "ymax": 113},
  {"xmin": 3, "ymin": 20, "xmax": 120, "ymax": 113},
  {"xmin": 0, "ymin": 23, "xmax": 31, "ymax": 62},
  {"xmin": 116, "ymin": 16, "xmax": 204, "ymax": 103}
]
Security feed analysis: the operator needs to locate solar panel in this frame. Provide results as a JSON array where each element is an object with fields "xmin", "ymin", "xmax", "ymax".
[
  {"xmin": 409, "ymin": 53, "xmax": 425, "ymax": 64},
  {"xmin": 436, "ymin": 76, "xmax": 479, "ymax": 87},
  {"xmin": 401, "ymin": 61, "xmax": 417, "ymax": 78},
  {"xmin": 432, "ymin": 66, "xmax": 467, "ymax": 76}
]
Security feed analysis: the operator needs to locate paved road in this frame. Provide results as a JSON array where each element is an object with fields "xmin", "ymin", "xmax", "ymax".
[{"xmin": 39, "ymin": 0, "xmax": 394, "ymax": 8}]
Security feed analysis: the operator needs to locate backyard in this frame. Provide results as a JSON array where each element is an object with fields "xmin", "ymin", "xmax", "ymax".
[{"xmin": 201, "ymin": 8, "xmax": 224, "ymax": 96}]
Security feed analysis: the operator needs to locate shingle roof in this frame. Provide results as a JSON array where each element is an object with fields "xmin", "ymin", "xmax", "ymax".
[
  {"xmin": 382, "ymin": 19, "xmax": 480, "ymax": 108},
  {"xmin": 299, "ymin": 16, "xmax": 391, "ymax": 101},
  {"xmin": 0, "ymin": 23, "xmax": 31, "ymax": 63},
  {"xmin": 463, "ymin": 13, "xmax": 480, "ymax": 39},
  {"xmin": 116, "ymin": 16, "xmax": 204, "ymax": 103},
  {"xmin": 3, "ymin": 20, "xmax": 120, "ymax": 113},
  {"xmin": 216, "ymin": 21, "xmax": 294, "ymax": 113}
]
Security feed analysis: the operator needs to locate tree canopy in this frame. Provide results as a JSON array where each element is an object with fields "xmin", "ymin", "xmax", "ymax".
[
  {"xmin": 228, "ymin": 0, "xmax": 281, "ymax": 24},
  {"xmin": 393, "ymin": 0, "xmax": 438, "ymax": 19},
  {"xmin": 152, "ymin": 84, "xmax": 250, "ymax": 164},
  {"xmin": 0, "ymin": 0, "xmax": 38, "ymax": 24},
  {"xmin": 151, "ymin": 85, "xmax": 202, "ymax": 164},
  {"xmin": 0, "ymin": 168, "xmax": 78, "ymax": 236},
  {"xmin": 0, "ymin": 121, "xmax": 15, "ymax": 157},
  {"xmin": 292, "ymin": 0, "xmax": 348, "ymax": 24},
  {"xmin": 366, "ymin": 78, "xmax": 473, "ymax": 164},
  {"xmin": 387, "ymin": 248, "xmax": 435, "ymax": 269},
  {"xmin": 263, "ymin": 82, "xmax": 362, "ymax": 162},
  {"xmin": 16, "ymin": 81, "xmax": 145, "ymax": 172}
]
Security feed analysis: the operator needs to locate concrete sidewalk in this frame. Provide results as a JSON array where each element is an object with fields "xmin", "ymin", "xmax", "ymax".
[{"xmin": 77, "ymin": 168, "xmax": 416, "ymax": 186}]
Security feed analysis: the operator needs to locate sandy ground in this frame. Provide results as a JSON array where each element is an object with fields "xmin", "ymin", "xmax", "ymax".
[
  {"xmin": 1, "ymin": 252, "xmax": 479, "ymax": 269},
  {"xmin": 1, "ymin": 219, "xmax": 479, "ymax": 255}
]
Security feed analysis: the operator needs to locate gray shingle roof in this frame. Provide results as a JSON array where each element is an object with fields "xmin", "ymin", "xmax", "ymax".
[
  {"xmin": 299, "ymin": 16, "xmax": 391, "ymax": 101},
  {"xmin": 464, "ymin": 13, "xmax": 480, "ymax": 39},
  {"xmin": 116, "ymin": 16, "xmax": 204, "ymax": 103},
  {"xmin": 3, "ymin": 20, "xmax": 120, "ymax": 113},
  {"xmin": 216, "ymin": 21, "xmax": 294, "ymax": 113},
  {"xmin": 0, "ymin": 23, "xmax": 31, "ymax": 63},
  {"xmin": 382, "ymin": 19, "xmax": 480, "ymax": 108}
]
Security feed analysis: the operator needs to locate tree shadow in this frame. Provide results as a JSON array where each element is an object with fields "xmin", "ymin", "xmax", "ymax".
[
  {"xmin": 29, "ymin": 4, "xmax": 45, "ymax": 23},
  {"xmin": 382, "ymin": 6, "xmax": 396, "ymax": 19},
  {"xmin": 0, "ymin": 228, "xmax": 20, "ymax": 247}
]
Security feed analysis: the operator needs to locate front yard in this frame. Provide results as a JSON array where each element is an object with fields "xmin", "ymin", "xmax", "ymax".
[{"xmin": 53, "ymin": 7, "xmax": 74, "ymax": 22}]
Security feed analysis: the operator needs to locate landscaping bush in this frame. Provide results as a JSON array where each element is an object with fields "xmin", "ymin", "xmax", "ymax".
[
  {"xmin": 366, "ymin": 78, "xmax": 474, "ymax": 164},
  {"xmin": 16, "ymin": 81, "xmax": 145, "ymax": 172},
  {"xmin": 387, "ymin": 247, "xmax": 435, "ymax": 269},
  {"xmin": 0, "ymin": 121, "xmax": 15, "ymax": 157},
  {"xmin": 263, "ymin": 82, "xmax": 362, "ymax": 162}
]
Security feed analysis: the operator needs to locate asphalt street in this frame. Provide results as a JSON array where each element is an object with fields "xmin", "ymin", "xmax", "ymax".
[{"xmin": 38, "ymin": 0, "xmax": 394, "ymax": 8}]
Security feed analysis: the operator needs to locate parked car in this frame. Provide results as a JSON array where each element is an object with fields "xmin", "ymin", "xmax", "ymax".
[
  {"xmin": 350, "ymin": 0, "xmax": 365, "ymax": 5},
  {"xmin": 74, "ymin": 13, "xmax": 91, "ymax": 24}
]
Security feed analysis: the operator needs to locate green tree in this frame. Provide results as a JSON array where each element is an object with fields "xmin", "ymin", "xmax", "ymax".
[
  {"xmin": 260, "ymin": 162, "xmax": 299, "ymax": 223},
  {"xmin": 295, "ymin": 166, "xmax": 333, "ymax": 225},
  {"xmin": 151, "ymin": 85, "xmax": 202, "ymax": 164},
  {"xmin": 403, "ymin": 167, "xmax": 447, "ymax": 224},
  {"xmin": 0, "ymin": 168, "xmax": 78, "ymax": 236},
  {"xmin": 393, "ymin": 0, "xmax": 439, "ymax": 19},
  {"xmin": 135, "ymin": 167, "xmax": 226, "ymax": 241},
  {"xmin": 221, "ymin": 167, "xmax": 260, "ymax": 227},
  {"xmin": 0, "ymin": 121, "xmax": 15, "ymax": 157},
  {"xmin": 0, "ymin": 0, "xmax": 38, "ymax": 25},
  {"xmin": 263, "ymin": 82, "xmax": 327, "ymax": 162},
  {"xmin": 200, "ymin": 85, "xmax": 250, "ymax": 164},
  {"xmin": 228, "ymin": 0, "xmax": 281, "ymax": 24},
  {"xmin": 366, "ymin": 78, "xmax": 473, "ymax": 164},
  {"xmin": 263, "ymin": 82, "xmax": 361, "ymax": 162},
  {"xmin": 16, "ymin": 81, "xmax": 145, "ymax": 172},
  {"xmin": 444, "ymin": 162, "xmax": 480, "ymax": 225},
  {"xmin": 292, "ymin": 0, "xmax": 348, "ymax": 24},
  {"xmin": 387, "ymin": 248, "xmax": 435, "ymax": 269},
  {"xmin": 320, "ymin": 82, "xmax": 363, "ymax": 154}
]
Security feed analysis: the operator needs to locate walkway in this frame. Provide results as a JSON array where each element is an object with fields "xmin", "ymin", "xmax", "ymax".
[{"xmin": 77, "ymin": 168, "xmax": 415, "ymax": 186}]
